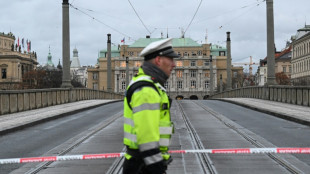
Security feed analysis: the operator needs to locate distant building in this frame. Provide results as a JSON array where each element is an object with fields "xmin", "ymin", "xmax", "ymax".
[
  {"xmin": 87, "ymin": 37, "xmax": 243, "ymax": 99},
  {"xmin": 256, "ymin": 46, "xmax": 292, "ymax": 86},
  {"xmin": 0, "ymin": 32, "xmax": 38, "ymax": 89},
  {"xmin": 70, "ymin": 48, "xmax": 87, "ymax": 87},
  {"xmin": 291, "ymin": 25, "xmax": 310, "ymax": 85},
  {"xmin": 43, "ymin": 46, "xmax": 56, "ymax": 70}
]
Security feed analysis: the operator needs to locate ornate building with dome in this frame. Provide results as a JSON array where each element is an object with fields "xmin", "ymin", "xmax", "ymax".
[{"xmin": 0, "ymin": 32, "xmax": 38, "ymax": 89}]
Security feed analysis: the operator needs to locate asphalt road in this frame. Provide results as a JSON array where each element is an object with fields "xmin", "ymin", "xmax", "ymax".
[
  {"xmin": 0, "ymin": 102, "xmax": 123, "ymax": 174},
  {"xmin": 199, "ymin": 100, "xmax": 310, "ymax": 166},
  {"xmin": 177, "ymin": 100, "xmax": 310, "ymax": 173},
  {"xmin": 1, "ymin": 100, "xmax": 309, "ymax": 174}
]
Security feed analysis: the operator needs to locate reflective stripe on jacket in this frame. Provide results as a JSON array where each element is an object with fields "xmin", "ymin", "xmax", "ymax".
[{"xmin": 123, "ymin": 68, "xmax": 173, "ymax": 165}]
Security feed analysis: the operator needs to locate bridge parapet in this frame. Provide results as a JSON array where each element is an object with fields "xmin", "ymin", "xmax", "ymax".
[
  {"xmin": 0, "ymin": 88, "xmax": 124, "ymax": 115},
  {"xmin": 210, "ymin": 86, "xmax": 310, "ymax": 107}
]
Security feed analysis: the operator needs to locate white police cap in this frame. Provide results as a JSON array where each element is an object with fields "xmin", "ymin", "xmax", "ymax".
[{"xmin": 139, "ymin": 38, "xmax": 179, "ymax": 60}]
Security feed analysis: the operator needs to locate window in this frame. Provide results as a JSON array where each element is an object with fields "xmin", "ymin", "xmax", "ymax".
[
  {"xmin": 1, "ymin": 68, "xmax": 7, "ymax": 79},
  {"xmin": 177, "ymin": 81, "xmax": 183, "ymax": 89},
  {"xmin": 93, "ymin": 83, "xmax": 98, "ymax": 90},
  {"xmin": 121, "ymin": 71, "xmax": 126, "ymax": 78},
  {"xmin": 190, "ymin": 80, "xmax": 196, "ymax": 88},
  {"xmin": 191, "ymin": 52, "xmax": 197, "ymax": 56},
  {"xmin": 121, "ymin": 81, "xmax": 126, "ymax": 89},
  {"xmin": 93, "ymin": 73, "xmax": 98, "ymax": 80},
  {"xmin": 190, "ymin": 70, "xmax": 197, "ymax": 77},
  {"xmin": 204, "ymin": 81, "xmax": 209, "ymax": 88},
  {"xmin": 190, "ymin": 60, "xmax": 196, "ymax": 66},
  {"xmin": 164, "ymin": 82, "xmax": 169, "ymax": 89},
  {"xmin": 176, "ymin": 70, "xmax": 183, "ymax": 78},
  {"xmin": 264, "ymin": 77, "xmax": 266, "ymax": 83},
  {"xmin": 219, "ymin": 51, "xmax": 225, "ymax": 56},
  {"xmin": 283, "ymin": 66, "xmax": 286, "ymax": 73},
  {"xmin": 176, "ymin": 61, "xmax": 183, "ymax": 67},
  {"xmin": 204, "ymin": 60, "xmax": 210, "ymax": 66},
  {"xmin": 128, "ymin": 52, "xmax": 134, "ymax": 56},
  {"xmin": 233, "ymin": 72, "xmax": 237, "ymax": 78},
  {"xmin": 135, "ymin": 61, "xmax": 141, "ymax": 67},
  {"xmin": 197, "ymin": 51, "xmax": 202, "ymax": 56},
  {"xmin": 120, "ymin": 61, "xmax": 126, "ymax": 67},
  {"xmin": 184, "ymin": 52, "xmax": 188, "ymax": 56},
  {"xmin": 289, "ymin": 66, "xmax": 292, "ymax": 73}
]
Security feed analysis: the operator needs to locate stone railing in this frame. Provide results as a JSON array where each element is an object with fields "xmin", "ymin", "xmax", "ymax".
[
  {"xmin": 0, "ymin": 88, "xmax": 124, "ymax": 115},
  {"xmin": 210, "ymin": 86, "xmax": 310, "ymax": 107}
]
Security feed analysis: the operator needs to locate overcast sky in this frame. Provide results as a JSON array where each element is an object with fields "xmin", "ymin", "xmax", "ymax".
[{"xmin": 1, "ymin": 0, "xmax": 309, "ymax": 71}]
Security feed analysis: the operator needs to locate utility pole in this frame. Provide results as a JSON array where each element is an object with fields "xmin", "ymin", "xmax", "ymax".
[
  {"xmin": 266, "ymin": 0, "xmax": 277, "ymax": 85},
  {"xmin": 61, "ymin": 0, "xmax": 72, "ymax": 88},
  {"xmin": 107, "ymin": 34, "xmax": 112, "ymax": 92},
  {"xmin": 226, "ymin": 32, "xmax": 232, "ymax": 90}
]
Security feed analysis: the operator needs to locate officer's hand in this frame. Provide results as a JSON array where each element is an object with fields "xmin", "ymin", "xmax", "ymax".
[
  {"xmin": 163, "ymin": 156, "xmax": 173, "ymax": 166},
  {"xmin": 146, "ymin": 160, "xmax": 166, "ymax": 174}
]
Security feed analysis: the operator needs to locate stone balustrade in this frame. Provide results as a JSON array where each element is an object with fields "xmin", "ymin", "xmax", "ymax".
[
  {"xmin": 0, "ymin": 88, "xmax": 124, "ymax": 115},
  {"xmin": 210, "ymin": 86, "xmax": 310, "ymax": 107}
]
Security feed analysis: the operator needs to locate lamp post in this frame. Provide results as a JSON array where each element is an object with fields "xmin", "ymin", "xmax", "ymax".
[
  {"xmin": 116, "ymin": 74, "xmax": 119, "ymax": 94},
  {"xmin": 126, "ymin": 57, "xmax": 129, "ymax": 87},
  {"xmin": 209, "ymin": 55, "xmax": 214, "ymax": 95}
]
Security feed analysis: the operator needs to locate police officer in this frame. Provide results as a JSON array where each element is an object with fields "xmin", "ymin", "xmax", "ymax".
[{"xmin": 123, "ymin": 38, "xmax": 178, "ymax": 174}]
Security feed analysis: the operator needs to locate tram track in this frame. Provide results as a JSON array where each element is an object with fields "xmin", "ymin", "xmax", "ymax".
[
  {"xmin": 193, "ymin": 101, "xmax": 303, "ymax": 174},
  {"xmin": 176, "ymin": 101, "xmax": 218, "ymax": 174},
  {"xmin": 24, "ymin": 111, "xmax": 123, "ymax": 174}
]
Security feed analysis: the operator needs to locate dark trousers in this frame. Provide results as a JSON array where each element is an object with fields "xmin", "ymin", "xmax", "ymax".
[{"xmin": 123, "ymin": 157, "xmax": 164, "ymax": 174}]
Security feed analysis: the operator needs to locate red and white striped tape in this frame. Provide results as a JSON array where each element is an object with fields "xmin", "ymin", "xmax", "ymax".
[{"xmin": 1, "ymin": 148, "xmax": 309, "ymax": 164}]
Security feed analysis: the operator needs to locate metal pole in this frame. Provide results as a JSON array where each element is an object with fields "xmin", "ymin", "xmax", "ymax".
[
  {"xmin": 117, "ymin": 74, "xmax": 119, "ymax": 93},
  {"xmin": 61, "ymin": 0, "xmax": 72, "ymax": 88},
  {"xmin": 220, "ymin": 74, "xmax": 223, "ymax": 92},
  {"xmin": 126, "ymin": 57, "xmax": 129, "ymax": 87},
  {"xmin": 266, "ymin": 0, "xmax": 277, "ymax": 85},
  {"xmin": 210, "ymin": 55, "xmax": 214, "ymax": 95},
  {"xmin": 226, "ymin": 31, "xmax": 232, "ymax": 90},
  {"xmin": 107, "ymin": 34, "xmax": 112, "ymax": 92}
]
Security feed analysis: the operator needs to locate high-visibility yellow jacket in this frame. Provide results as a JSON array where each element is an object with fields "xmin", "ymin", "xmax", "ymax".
[{"xmin": 123, "ymin": 68, "xmax": 173, "ymax": 166}]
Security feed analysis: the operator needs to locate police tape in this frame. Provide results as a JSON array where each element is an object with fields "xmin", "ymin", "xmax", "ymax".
[{"xmin": 1, "ymin": 147, "xmax": 310, "ymax": 164}]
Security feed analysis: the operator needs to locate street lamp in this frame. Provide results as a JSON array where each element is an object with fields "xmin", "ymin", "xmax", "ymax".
[{"xmin": 126, "ymin": 57, "xmax": 129, "ymax": 87}]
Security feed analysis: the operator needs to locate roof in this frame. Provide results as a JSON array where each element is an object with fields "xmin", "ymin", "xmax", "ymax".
[
  {"xmin": 276, "ymin": 46, "xmax": 292, "ymax": 60},
  {"xmin": 99, "ymin": 46, "xmax": 120, "ymax": 58},
  {"xmin": 293, "ymin": 25, "xmax": 310, "ymax": 40},
  {"xmin": 210, "ymin": 44, "xmax": 226, "ymax": 50},
  {"xmin": 129, "ymin": 38, "xmax": 201, "ymax": 48}
]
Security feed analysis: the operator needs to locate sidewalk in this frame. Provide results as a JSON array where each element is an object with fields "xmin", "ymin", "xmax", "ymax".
[
  {"xmin": 217, "ymin": 98, "xmax": 310, "ymax": 126},
  {"xmin": 0, "ymin": 100, "xmax": 121, "ymax": 135}
]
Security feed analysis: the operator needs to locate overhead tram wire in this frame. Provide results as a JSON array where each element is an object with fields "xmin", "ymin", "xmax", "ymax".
[
  {"xmin": 194, "ymin": 0, "xmax": 265, "ymax": 25},
  {"xmin": 206, "ymin": 0, "xmax": 266, "ymax": 35},
  {"xmin": 69, "ymin": 3, "xmax": 133, "ymax": 40},
  {"xmin": 128, "ymin": 0, "xmax": 152, "ymax": 35},
  {"xmin": 183, "ymin": 0, "xmax": 203, "ymax": 36}
]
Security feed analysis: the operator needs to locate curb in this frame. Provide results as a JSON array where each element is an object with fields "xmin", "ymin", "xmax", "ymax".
[
  {"xmin": 0, "ymin": 100, "xmax": 122, "ymax": 136},
  {"xmin": 214, "ymin": 99, "xmax": 310, "ymax": 126}
]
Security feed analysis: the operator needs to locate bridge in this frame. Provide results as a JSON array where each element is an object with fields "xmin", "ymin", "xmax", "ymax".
[{"xmin": 0, "ymin": 88, "xmax": 309, "ymax": 173}]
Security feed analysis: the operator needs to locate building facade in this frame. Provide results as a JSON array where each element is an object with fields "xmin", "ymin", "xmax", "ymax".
[
  {"xmin": 88, "ymin": 37, "xmax": 242, "ymax": 99},
  {"xmin": 0, "ymin": 32, "xmax": 38, "ymax": 89},
  {"xmin": 70, "ymin": 48, "xmax": 88, "ymax": 87},
  {"xmin": 291, "ymin": 25, "xmax": 310, "ymax": 85}
]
